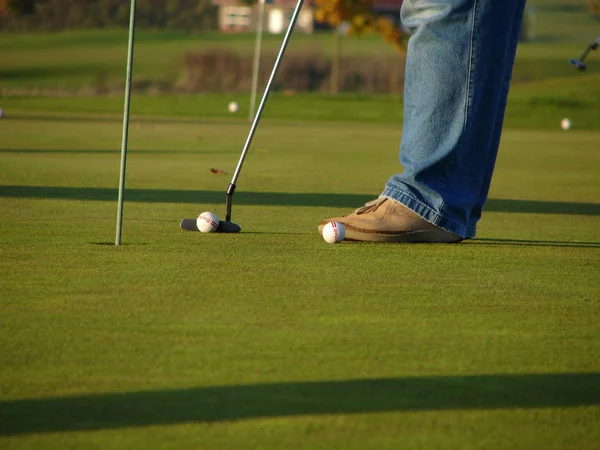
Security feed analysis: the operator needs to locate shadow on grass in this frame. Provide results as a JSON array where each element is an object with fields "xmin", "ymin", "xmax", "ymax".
[
  {"xmin": 1, "ymin": 185, "xmax": 599, "ymax": 216},
  {"xmin": 0, "ymin": 148, "xmax": 232, "ymax": 155},
  {"xmin": 0, "ymin": 65, "xmax": 103, "ymax": 81},
  {"xmin": 1, "ymin": 373, "xmax": 599, "ymax": 436},
  {"xmin": 91, "ymin": 242, "xmax": 151, "ymax": 246},
  {"xmin": 0, "ymin": 114, "xmax": 249, "ymax": 125},
  {"xmin": 470, "ymin": 238, "xmax": 600, "ymax": 249}
]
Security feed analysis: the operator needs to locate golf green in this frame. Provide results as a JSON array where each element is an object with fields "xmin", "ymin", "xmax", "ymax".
[{"xmin": 1, "ymin": 114, "xmax": 599, "ymax": 449}]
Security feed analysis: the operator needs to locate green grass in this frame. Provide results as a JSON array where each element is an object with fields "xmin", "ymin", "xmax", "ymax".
[
  {"xmin": 1, "ymin": 113, "xmax": 600, "ymax": 449},
  {"xmin": 2, "ymin": 71, "xmax": 600, "ymax": 130},
  {"xmin": 1, "ymin": 0, "xmax": 599, "ymax": 131},
  {"xmin": 1, "ymin": 1, "xmax": 600, "ymax": 447},
  {"xmin": 0, "ymin": 29, "xmax": 400, "ymax": 90}
]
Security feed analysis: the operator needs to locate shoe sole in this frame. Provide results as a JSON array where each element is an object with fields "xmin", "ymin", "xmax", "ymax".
[{"xmin": 318, "ymin": 224, "xmax": 462, "ymax": 243}]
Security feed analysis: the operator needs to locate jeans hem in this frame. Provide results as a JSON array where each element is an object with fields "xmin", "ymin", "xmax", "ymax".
[{"xmin": 381, "ymin": 187, "xmax": 477, "ymax": 238}]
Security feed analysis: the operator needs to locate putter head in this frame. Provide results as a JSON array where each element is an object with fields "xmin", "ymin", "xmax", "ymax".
[
  {"xmin": 569, "ymin": 58, "xmax": 587, "ymax": 71},
  {"xmin": 218, "ymin": 220, "xmax": 241, "ymax": 233},
  {"xmin": 179, "ymin": 218, "xmax": 241, "ymax": 233}
]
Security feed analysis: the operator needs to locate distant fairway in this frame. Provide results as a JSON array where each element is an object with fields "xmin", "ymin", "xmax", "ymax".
[
  {"xmin": 0, "ymin": 0, "xmax": 599, "ymax": 92},
  {"xmin": 1, "ymin": 114, "xmax": 599, "ymax": 449},
  {"xmin": 1, "ymin": 0, "xmax": 599, "ymax": 130}
]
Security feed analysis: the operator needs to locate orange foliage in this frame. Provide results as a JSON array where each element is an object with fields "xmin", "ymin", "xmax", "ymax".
[{"xmin": 313, "ymin": 0, "xmax": 406, "ymax": 52}]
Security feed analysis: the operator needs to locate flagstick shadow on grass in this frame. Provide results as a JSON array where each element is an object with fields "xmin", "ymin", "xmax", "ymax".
[
  {"xmin": 1, "ymin": 185, "xmax": 600, "ymax": 216},
  {"xmin": 1, "ymin": 373, "xmax": 599, "ymax": 436},
  {"xmin": 469, "ymin": 238, "xmax": 600, "ymax": 249}
]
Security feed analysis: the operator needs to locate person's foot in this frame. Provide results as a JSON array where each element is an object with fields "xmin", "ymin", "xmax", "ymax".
[{"xmin": 318, "ymin": 197, "xmax": 462, "ymax": 243}]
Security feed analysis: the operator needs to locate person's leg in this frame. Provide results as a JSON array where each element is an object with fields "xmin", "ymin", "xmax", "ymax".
[
  {"xmin": 382, "ymin": 0, "xmax": 527, "ymax": 238},
  {"xmin": 467, "ymin": 1, "xmax": 526, "ymax": 229}
]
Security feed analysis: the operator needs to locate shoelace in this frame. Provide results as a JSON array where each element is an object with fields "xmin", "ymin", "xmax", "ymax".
[{"xmin": 355, "ymin": 196, "xmax": 387, "ymax": 215}]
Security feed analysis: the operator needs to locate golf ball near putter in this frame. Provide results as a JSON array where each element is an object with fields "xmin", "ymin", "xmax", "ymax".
[
  {"xmin": 561, "ymin": 118, "xmax": 572, "ymax": 130},
  {"xmin": 196, "ymin": 211, "xmax": 219, "ymax": 233},
  {"xmin": 322, "ymin": 221, "xmax": 345, "ymax": 244}
]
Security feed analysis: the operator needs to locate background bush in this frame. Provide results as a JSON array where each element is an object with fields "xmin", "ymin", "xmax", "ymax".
[
  {"xmin": 0, "ymin": 0, "xmax": 218, "ymax": 31},
  {"xmin": 179, "ymin": 49, "xmax": 405, "ymax": 94},
  {"xmin": 590, "ymin": 0, "xmax": 600, "ymax": 18}
]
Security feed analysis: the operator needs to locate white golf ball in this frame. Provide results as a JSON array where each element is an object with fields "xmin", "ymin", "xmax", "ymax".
[
  {"xmin": 561, "ymin": 118, "xmax": 571, "ymax": 130},
  {"xmin": 228, "ymin": 101, "xmax": 239, "ymax": 113},
  {"xmin": 322, "ymin": 221, "xmax": 345, "ymax": 244},
  {"xmin": 196, "ymin": 211, "xmax": 219, "ymax": 233}
]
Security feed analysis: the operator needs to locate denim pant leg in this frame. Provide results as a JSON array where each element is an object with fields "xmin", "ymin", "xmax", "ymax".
[
  {"xmin": 469, "ymin": 1, "xmax": 526, "ymax": 229},
  {"xmin": 382, "ymin": 0, "xmax": 526, "ymax": 238}
]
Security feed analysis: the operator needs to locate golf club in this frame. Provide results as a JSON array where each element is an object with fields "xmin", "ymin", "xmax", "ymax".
[
  {"xmin": 569, "ymin": 35, "xmax": 600, "ymax": 71},
  {"xmin": 180, "ymin": 0, "xmax": 305, "ymax": 233}
]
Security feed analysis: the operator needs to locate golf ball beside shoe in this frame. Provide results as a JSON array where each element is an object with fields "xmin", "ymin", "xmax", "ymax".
[
  {"xmin": 322, "ymin": 221, "xmax": 345, "ymax": 244},
  {"xmin": 561, "ymin": 118, "xmax": 571, "ymax": 130},
  {"xmin": 197, "ymin": 211, "xmax": 219, "ymax": 233}
]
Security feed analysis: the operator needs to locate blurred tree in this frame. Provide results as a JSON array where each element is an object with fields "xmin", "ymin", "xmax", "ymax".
[
  {"xmin": 314, "ymin": 0, "xmax": 406, "ymax": 53},
  {"xmin": 7, "ymin": 0, "xmax": 38, "ymax": 15},
  {"xmin": 590, "ymin": 0, "xmax": 600, "ymax": 18},
  {"xmin": 164, "ymin": 0, "xmax": 217, "ymax": 30},
  {"xmin": 1, "ymin": 0, "xmax": 217, "ymax": 30}
]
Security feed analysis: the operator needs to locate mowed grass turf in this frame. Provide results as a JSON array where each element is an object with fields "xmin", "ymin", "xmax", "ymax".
[{"xmin": 1, "ymin": 114, "xmax": 599, "ymax": 449}]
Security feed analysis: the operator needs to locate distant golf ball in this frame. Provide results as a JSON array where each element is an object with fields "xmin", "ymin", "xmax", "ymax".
[
  {"xmin": 561, "ymin": 118, "xmax": 571, "ymax": 130},
  {"xmin": 197, "ymin": 211, "xmax": 219, "ymax": 233},
  {"xmin": 228, "ymin": 102, "xmax": 239, "ymax": 113},
  {"xmin": 322, "ymin": 221, "xmax": 345, "ymax": 244}
]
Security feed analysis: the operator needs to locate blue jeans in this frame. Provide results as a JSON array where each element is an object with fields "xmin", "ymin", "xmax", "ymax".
[{"xmin": 382, "ymin": 0, "xmax": 526, "ymax": 238}]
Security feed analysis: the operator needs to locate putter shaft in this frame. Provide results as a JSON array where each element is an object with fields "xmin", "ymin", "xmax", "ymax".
[{"xmin": 225, "ymin": 0, "xmax": 305, "ymax": 222}]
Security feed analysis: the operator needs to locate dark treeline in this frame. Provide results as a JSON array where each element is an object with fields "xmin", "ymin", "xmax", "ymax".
[{"xmin": 0, "ymin": 0, "xmax": 218, "ymax": 31}]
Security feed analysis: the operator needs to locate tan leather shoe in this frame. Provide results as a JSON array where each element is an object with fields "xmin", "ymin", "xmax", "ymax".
[{"xmin": 318, "ymin": 197, "xmax": 462, "ymax": 243}]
